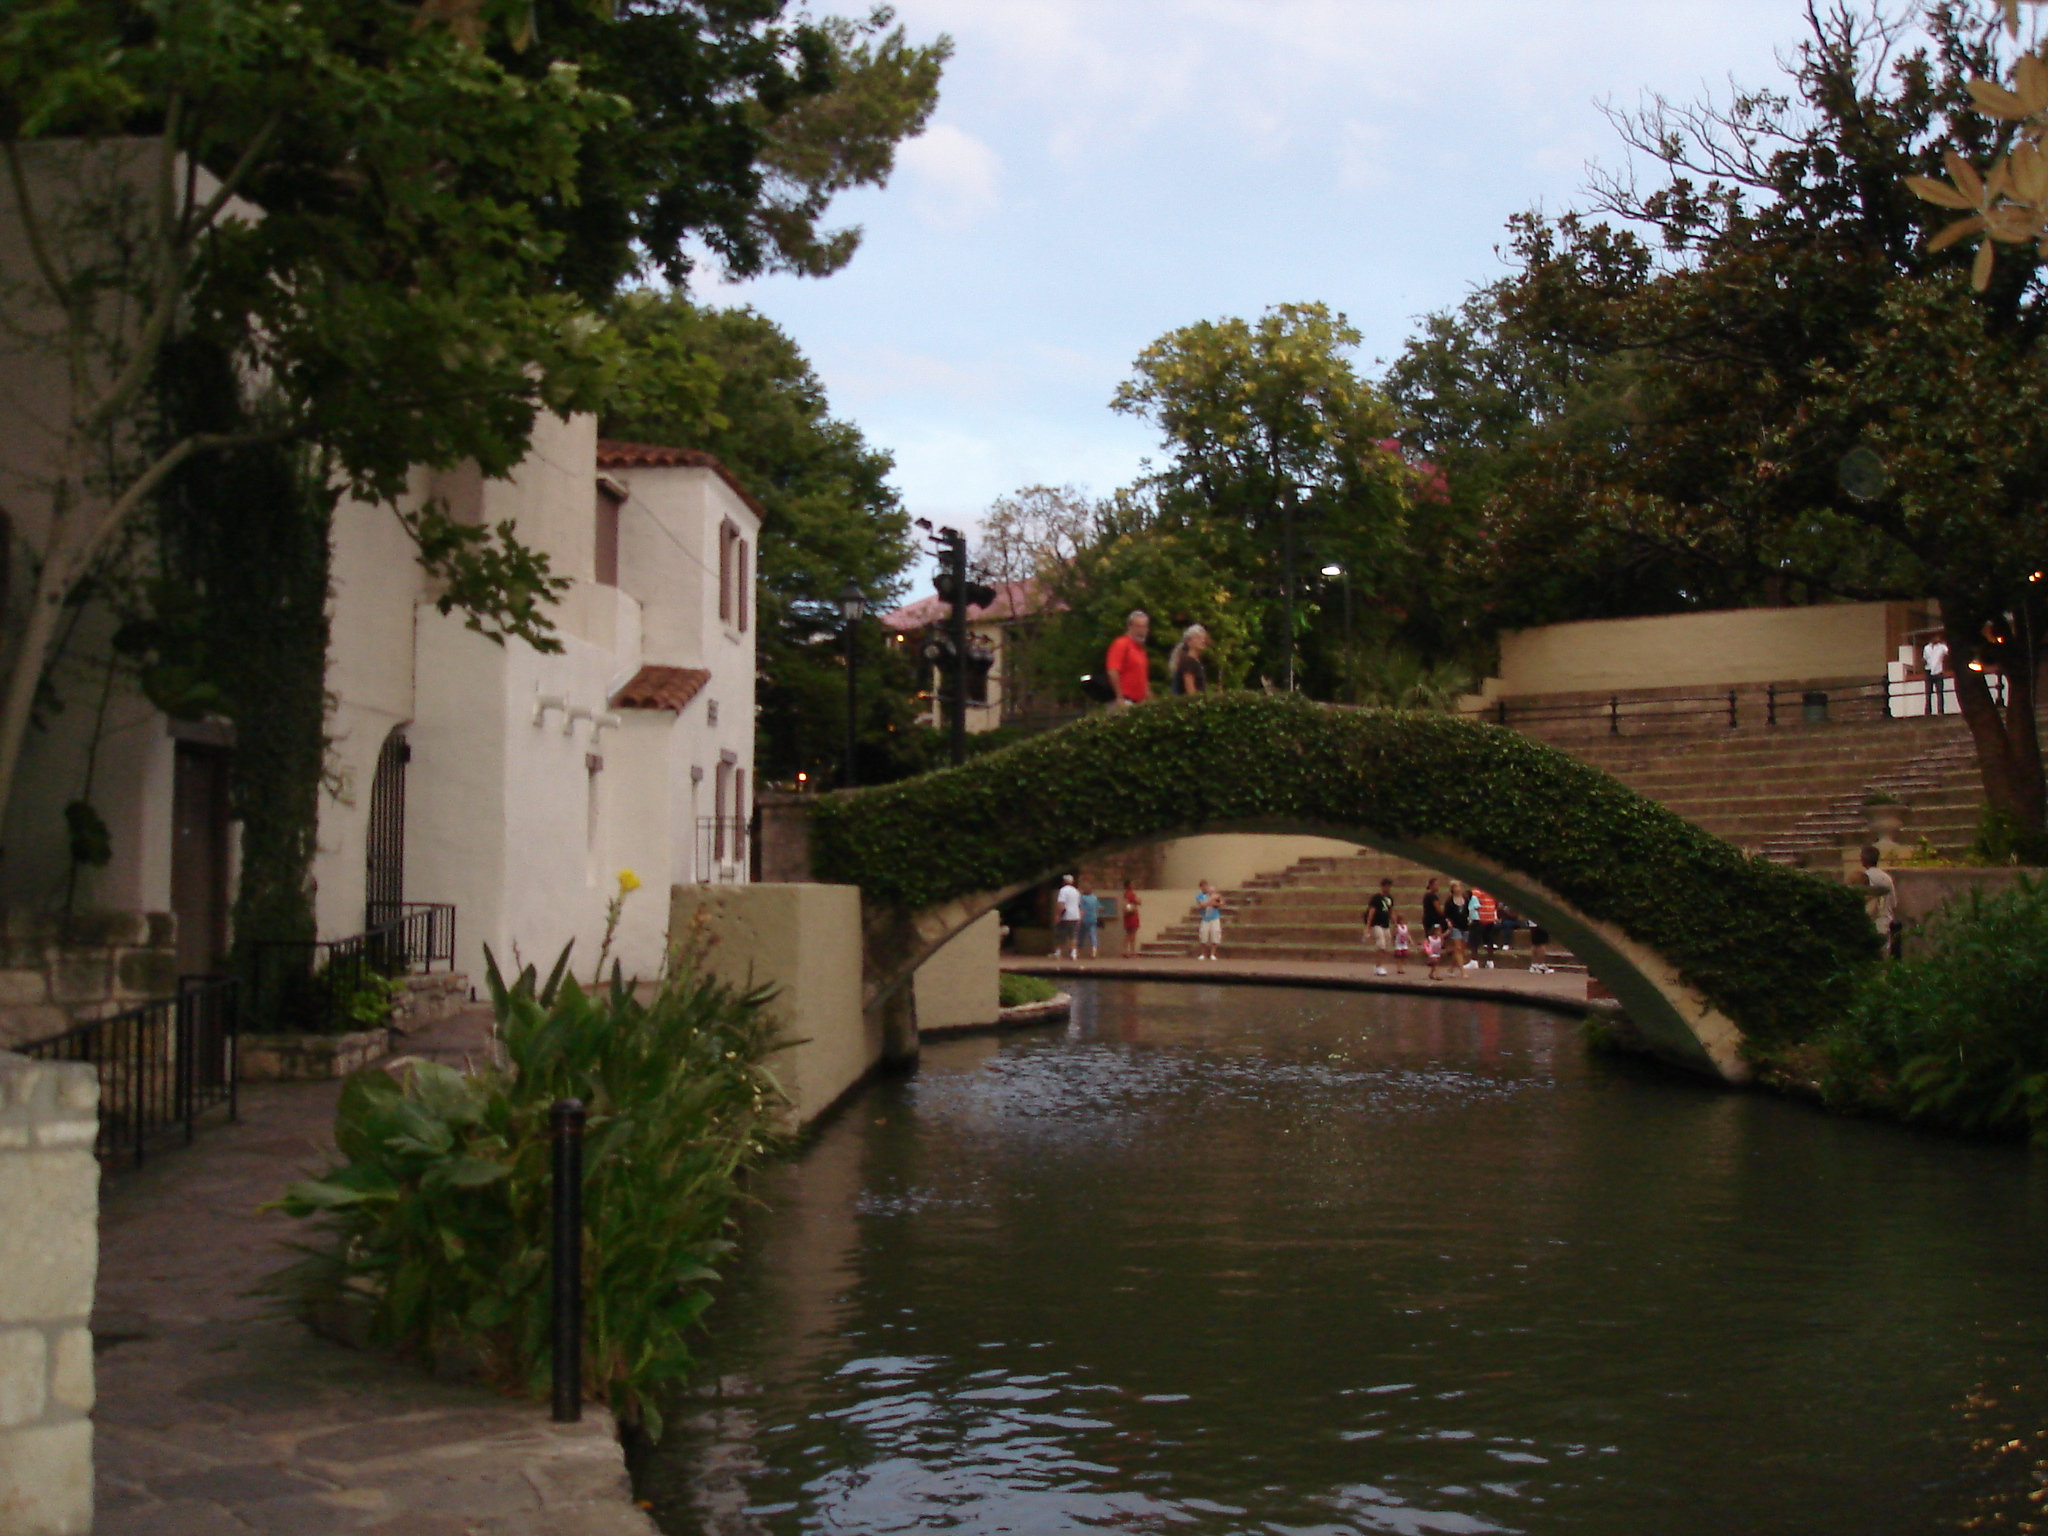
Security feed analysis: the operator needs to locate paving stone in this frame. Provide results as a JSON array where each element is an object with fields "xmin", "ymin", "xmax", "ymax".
[
  {"xmin": 152, "ymin": 1460, "xmax": 331, "ymax": 1504},
  {"xmin": 92, "ymin": 1005, "xmax": 658, "ymax": 1536}
]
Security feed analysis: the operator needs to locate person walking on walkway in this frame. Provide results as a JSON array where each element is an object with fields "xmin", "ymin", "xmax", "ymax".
[
  {"xmin": 1443, "ymin": 881, "xmax": 1472, "ymax": 972},
  {"xmin": 1420, "ymin": 877, "xmax": 1443, "ymax": 943},
  {"xmin": 1168, "ymin": 624, "xmax": 1210, "ymax": 695},
  {"xmin": 1363, "ymin": 876, "xmax": 1397, "ymax": 977},
  {"xmin": 1121, "ymin": 882, "xmax": 1143, "ymax": 957},
  {"xmin": 1055, "ymin": 875, "xmax": 1082, "ymax": 960},
  {"xmin": 1106, "ymin": 611, "xmax": 1151, "ymax": 705},
  {"xmin": 1195, "ymin": 879, "xmax": 1224, "ymax": 960},
  {"xmin": 1079, "ymin": 882, "xmax": 1102, "ymax": 960},
  {"xmin": 1392, "ymin": 917, "xmax": 1412, "ymax": 976},
  {"xmin": 1424, "ymin": 927, "xmax": 1444, "ymax": 981}
]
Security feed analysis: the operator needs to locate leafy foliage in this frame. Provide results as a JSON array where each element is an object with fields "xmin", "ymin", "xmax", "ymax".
[
  {"xmin": 1109, "ymin": 303, "xmax": 1422, "ymax": 691},
  {"xmin": 276, "ymin": 946, "xmax": 785, "ymax": 1432},
  {"xmin": 1821, "ymin": 875, "xmax": 2048, "ymax": 1137},
  {"xmin": 812, "ymin": 693, "xmax": 1876, "ymax": 1044},
  {"xmin": 998, "ymin": 971, "xmax": 1058, "ymax": 1008}
]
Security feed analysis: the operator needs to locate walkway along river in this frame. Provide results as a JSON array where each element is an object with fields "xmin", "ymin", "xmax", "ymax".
[{"xmin": 637, "ymin": 980, "xmax": 2048, "ymax": 1535}]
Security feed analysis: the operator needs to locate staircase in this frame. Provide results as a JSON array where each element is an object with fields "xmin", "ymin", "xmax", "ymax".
[
  {"xmin": 1140, "ymin": 851, "xmax": 1585, "ymax": 972},
  {"xmin": 1542, "ymin": 713, "xmax": 1996, "ymax": 863}
]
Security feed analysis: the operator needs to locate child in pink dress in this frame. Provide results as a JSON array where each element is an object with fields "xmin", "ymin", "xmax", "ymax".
[
  {"xmin": 1392, "ymin": 918, "xmax": 1412, "ymax": 975},
  {"xmin": 1423, "ymin": 929, "xmax": 1444, "ymax": 980}
]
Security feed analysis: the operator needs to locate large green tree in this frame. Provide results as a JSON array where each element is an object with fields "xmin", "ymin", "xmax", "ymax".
[
  {"xmin": 604, "ymin": 292, "xmax": 918, "ymax": 782},
  {"xmin": 1462, "ymin": 1, "xmax": 2048, "ymax": 850},
  {"xmin": 1110, "ymin": 302, "xmax": 1424, "ymax": 693},
  {"xmin": 1, "ymin": 0, "xmax": 946, "ymax": 923}
]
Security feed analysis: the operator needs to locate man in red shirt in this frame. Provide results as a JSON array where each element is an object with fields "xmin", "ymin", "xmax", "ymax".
[{"xmin": 1106, "ymin": 610, "xmax": 1151, "ymax": 704}]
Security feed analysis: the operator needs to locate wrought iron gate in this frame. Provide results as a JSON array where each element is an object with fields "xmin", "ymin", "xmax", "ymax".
[{"xmin": 365, "ymin": 727, "xmax": 408, "ymax": 928}]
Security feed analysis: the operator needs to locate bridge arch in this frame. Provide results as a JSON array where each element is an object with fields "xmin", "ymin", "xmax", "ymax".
[{"xmin": 804, "ymin": 694, "xmax": 1876, "ymax": 1083}]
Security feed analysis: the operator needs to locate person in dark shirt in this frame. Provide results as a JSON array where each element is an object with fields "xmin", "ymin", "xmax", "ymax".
[
  {"xmin": 1420, "ymin": 877, "xmax": 1443, "ymax": 940},
  {"xmin": 1362, "ymin": 877, "xmax": 1396, "ymax": 977},
  {"xmin": 1168, "ymin": 624, "xmax": 1210, "ymax": 694}
]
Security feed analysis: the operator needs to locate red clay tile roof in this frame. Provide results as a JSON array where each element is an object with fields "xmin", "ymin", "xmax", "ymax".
[
  {"xmin": 613, "ymin": 664, "xmax": 712, "ymax": 712},
  {"xmin": 882, "ymin": 578, "xmax": 1059, "ymax": 631},
  {"xmin": 594, "ymin": 440, "xmax": 768, "ymax": 522}
]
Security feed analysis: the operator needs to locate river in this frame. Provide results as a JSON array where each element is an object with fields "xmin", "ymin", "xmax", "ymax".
[{"xmin": 636, "ymin": 979, "xmax": 2048, "ymax": 1534}]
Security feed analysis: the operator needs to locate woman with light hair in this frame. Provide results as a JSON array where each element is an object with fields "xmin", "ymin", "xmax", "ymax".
[{"xmin": 1167, "ymin": 624, "xmax": 1210, "ymax": 695}]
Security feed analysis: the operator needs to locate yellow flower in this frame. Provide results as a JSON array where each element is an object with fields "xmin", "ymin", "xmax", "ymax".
[{"xmin": 617, "ymin": 868, "xmax": 642, "ymax": 894}]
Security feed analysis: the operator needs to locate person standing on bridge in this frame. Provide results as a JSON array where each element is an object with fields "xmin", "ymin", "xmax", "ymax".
[
  {"xmin": 1106, "ymin": 611, "xmax": 1151, "ymax": 705},
  {"xmin": 1121, "ymin": 882, "xmax": 1143, "ymax": 957},
  {"xmin": 1363, "ymin": 877, "xmax": 1397, "ymax": 977},
  {"xmin": 1055, "ymin": 875, "xmax": 1083, "ymax": 960},
  {"xmin": 1169, "ymin": 624, "xmax": 1211, "ymax": 695}
]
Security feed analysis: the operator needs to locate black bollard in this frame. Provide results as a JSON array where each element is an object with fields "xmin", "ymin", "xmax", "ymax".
[{"xmin": 550, "ymin": 1098, "xmax": 585, "ymax": 1423}]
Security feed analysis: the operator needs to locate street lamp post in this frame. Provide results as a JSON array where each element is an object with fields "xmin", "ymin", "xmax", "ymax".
[
  {"xmin": 1280, "ymin": 482, "xmax": 1301, "ymax": 691},
  {"xmin": 839, "ymin": 581, "xmax": 866, "ymax": 789},
  {"xmin": 1321, "ymin": 563, "xmax": 1353, "ymax": 702}
]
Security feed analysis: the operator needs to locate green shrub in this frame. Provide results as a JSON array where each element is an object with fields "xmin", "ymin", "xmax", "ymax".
[
  {"xmin": 999, "ymin": 971, "xmax": 1059, "ymax": 1007},
  {"xmin": 812, "ymin": 693, "xmax": 1875, "ymax": 1045},
  {"xmin": 275, "ymin": 947, "xmax": 785, "ymax": 1434},
  {"xmin": 1821, "ymin": 876, "xmax": 2048, "ymax": 1139}
]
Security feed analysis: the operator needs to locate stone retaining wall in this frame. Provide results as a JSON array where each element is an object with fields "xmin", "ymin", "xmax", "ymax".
[
  {"xmin": 239, "ymin": 1029, "xmax": 391, "ymax": 1083},
  {"xmin": 0, "ymin": 909, "xmax": 178, "ymax": 1049},
  {"xmin": 0, "ymin": 1051, "xmax": 98, "ymax": 1536}
]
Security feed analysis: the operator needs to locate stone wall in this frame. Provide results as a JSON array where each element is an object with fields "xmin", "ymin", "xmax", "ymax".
[
  {"xmin": 0, "ymin": 1052, "xmax": 98, "ymax": 1536},
  {"xmin": 0, "ymin": 909, "xmax": 178, "ymax": 1049}
]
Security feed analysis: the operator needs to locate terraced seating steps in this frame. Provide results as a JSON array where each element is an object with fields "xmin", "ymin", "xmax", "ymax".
[{"xmin": 1141, "ymin": 854, "xmax": 1587, "ymax": 972}]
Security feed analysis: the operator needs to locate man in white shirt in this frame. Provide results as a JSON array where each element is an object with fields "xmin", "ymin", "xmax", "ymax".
[
  {"xmin": 1923, "ymin": 636, "xmax": 1950, "ymax": 714},
  {"xmin": 1054, "ymin": 875, "xmax": 1083, "ymax": 959}
]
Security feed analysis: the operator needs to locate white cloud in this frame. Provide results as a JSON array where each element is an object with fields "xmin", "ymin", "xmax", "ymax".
[{"xmin": 897, "ymin": 123, "xmax": 1003, "ymax": 226}]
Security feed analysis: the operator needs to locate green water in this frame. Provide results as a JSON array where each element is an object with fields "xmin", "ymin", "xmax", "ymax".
[{"xmin": 639, "ymin": 980, "xmax": 2048, "ymax": 1534}]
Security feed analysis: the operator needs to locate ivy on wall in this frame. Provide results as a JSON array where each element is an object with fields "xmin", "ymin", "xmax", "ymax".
[
  {"xmin": 810, "ymin": 693, "xmax": 1877, "ymax": 1045},
  {"xmin": 123, "ymin": 339, "xmax": 333, "ymax": 966}
]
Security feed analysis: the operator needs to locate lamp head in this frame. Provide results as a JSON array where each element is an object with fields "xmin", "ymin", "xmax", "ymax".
[{"xmin": 838, "ymin": 580, "xmax": 867, "ymax": 622}]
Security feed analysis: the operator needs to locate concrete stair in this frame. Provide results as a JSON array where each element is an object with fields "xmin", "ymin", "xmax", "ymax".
[
  {"xmin": 1537, "ymin": 714, "xmax": 2003, "ymax": 863},
  {"xmin": 1139, "ymin": 852, "xmax": 1586, "ymax": 972}
]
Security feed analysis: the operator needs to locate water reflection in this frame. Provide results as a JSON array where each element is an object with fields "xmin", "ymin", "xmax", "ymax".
[{"xmin": 641, "ymin": 981, "xmax": 2048, "ymax": 1536}]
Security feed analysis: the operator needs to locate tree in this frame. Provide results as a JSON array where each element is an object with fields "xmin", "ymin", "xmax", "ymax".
[
  {"xmin": 1110, "ymin": 303, "xmax": 1419, "ymax": 692},
  {"xmin": 0, "ymin": 0, "xmax": 948, "ymax": 876},
  {"xmin": 603, "ymin": 292, "xmax": 918, "ymax": 782},
  {"xmin": 1477, "ymin": 1, "xmax": 2048, "ymax": 852},
  {"xmin": 0, "ymin": 0, "xmax": 625, "ymax": 830}
]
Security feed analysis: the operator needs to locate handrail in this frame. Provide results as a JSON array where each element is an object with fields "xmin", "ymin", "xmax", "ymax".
[
  {"xmin": 1488, "ymin": 672, "xmax": 2004, "ymax": 736},
  {"xmin": 251, "ymin": 903, "xmax": 457, "ymax": 1033},
  {"xmin": 17, "ymin": 975, "xmax": 239, "ymax": 1168}
]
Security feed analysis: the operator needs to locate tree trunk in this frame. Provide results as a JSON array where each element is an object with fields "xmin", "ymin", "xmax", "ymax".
[{"xmin": 1947, "ymin": 616, "xmax": 2047, "ymax": 858}]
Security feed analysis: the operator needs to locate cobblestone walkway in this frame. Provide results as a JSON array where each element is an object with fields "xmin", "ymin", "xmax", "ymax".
[
  {"xmin": 92, "ymin": 1008, "xmax": 658, "ymax": 1536},
  {"xmin": 1002, "ymin": 954, "xmax": 1606, "ymax": 1011}
]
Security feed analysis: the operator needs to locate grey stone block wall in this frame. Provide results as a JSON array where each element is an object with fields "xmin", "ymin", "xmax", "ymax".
[
  {"xmin": 0, "ymin": 1051, "xmax": 99, "ymax": 1535},
  {"xmin": 0, "ymin": 908, "xmax": 178, "ymax": 1049}
]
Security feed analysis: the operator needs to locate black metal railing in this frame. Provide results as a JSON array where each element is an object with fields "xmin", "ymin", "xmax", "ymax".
[
  {"xmin": 18, "ymin": 975, "xmax": 239, "ymax": 1168},
  {"xmin": 696, "ymin": 815, "xmax": 750, "ymax": 882},
  {"xmin": 1490, "ymin": 672, "xmax": 2008, "ymax": 736},
  {"xmin": 250, "ymin": 902, "xmax": 456, "ymax": 1033},
  {"xmin": 365, "ymin": 901, "xmax": 458, "ymax": 973}
]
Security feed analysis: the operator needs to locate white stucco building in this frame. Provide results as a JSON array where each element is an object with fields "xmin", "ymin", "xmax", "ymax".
[
  {"xmin": 318, "ymin": 420, "xmax": 762, "ymax": 984},
  {"xmin": 0, "ymin": 410, "xmax": 761, "ymax": 999}
]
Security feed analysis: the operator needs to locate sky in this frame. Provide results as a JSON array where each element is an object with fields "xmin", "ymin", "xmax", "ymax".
[{"xmin": 700, "ymin": 1, "xmax": 1822, "ymax": 539}]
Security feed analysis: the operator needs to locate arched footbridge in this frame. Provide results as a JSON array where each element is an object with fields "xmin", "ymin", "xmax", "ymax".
[{"xmin": 796, "ymin": 694, "xmax": 1876, "ymax": 1083}]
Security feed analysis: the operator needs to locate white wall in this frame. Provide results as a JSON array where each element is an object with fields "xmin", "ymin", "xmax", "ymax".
[
  {"xmin": 1495, "ymin": 602, "xmax": 1895, "ymax": 695},
  {"xmin": 913, "ymin": 911, "xmax": 1000, "ymax": 1031}
]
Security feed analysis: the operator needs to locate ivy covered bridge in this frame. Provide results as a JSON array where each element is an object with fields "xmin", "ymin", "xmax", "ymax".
[{"xmin": 794, "ymin": 694, "xmax": 1877, "ymax": 1082}]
